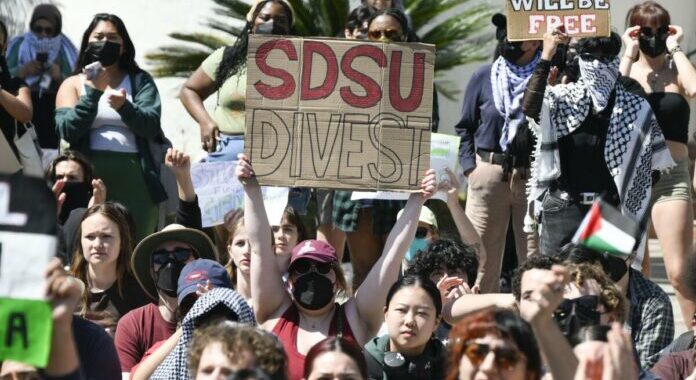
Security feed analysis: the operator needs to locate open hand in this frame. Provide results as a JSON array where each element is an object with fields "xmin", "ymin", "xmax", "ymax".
[
  {"xmin": 666, "ymin": 25, "xmax": 684, "ymax": 50},
  {"xmin": 622, "ymin": 25, "xmax": 641, "ymax": 60}
]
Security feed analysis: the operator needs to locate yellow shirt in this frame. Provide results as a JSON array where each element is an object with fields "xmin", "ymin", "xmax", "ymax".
[{"xmin": 200, "ymin": 47, "xmax": 247, "ymax": 135}]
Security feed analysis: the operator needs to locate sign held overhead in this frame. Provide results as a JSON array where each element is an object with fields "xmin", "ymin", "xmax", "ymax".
[
  {"xmin": 506, "ymin": 0, "xmax": 611, "ymax": 41},
  {"xmin": 245, "ymin": 35, "xmax": 435, "ymax": 191}
]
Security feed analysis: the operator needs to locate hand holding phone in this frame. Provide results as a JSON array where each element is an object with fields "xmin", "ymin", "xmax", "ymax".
[{"xmin": 83, "ymin": 61, "xmax": 103, "ymax": 81}]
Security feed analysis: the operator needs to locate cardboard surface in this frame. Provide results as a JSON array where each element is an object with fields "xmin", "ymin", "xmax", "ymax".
[
  {"xmin": 506, "ymin": 0, "xmax": 611, "ymax": 41},
  {"xmin": 245, "ymin": 35, "xmax": 435, "ymax": 191}
]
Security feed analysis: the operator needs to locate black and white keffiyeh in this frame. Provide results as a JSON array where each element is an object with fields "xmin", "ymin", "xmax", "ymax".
[
  {"xmin": 525, "ymin": 65, "xmax": 674, "ymax": 231},
  {"xmin": 150, "ymin": 288, "xmax": 255, "ymax": 380},
  {"xmin": 578, "ymin": 57, "xmax": 620, "ymax": 112},
  {"xmin": 492, "ymin": 52, "xmax": 540, "ymax": 150}
]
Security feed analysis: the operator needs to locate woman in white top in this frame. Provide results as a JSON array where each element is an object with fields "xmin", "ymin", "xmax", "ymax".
[{"xmin": 56, "ymin": 14, "xmax": 166, "ymax": 241}]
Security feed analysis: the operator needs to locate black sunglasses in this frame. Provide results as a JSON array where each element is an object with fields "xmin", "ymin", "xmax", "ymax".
[
  {"xmin": 579, "ymin": 53, "xmax": 615, "ymax": 63},
  {"xmin": 292, "ymin": 259, "xmax": 333, "ymax": 275},
  {"xmin": 151, "ymin": 247, "xmax": 194, "ymax": 266},
  {"xmin": 32, "ymin": 26, "xmax": 55, "ymax": 35},
  {"xmin": 462, "ymin": 341, "xmax": 521, "ymax": 370},
  {"xmin": 415, "ymin": 227, "xmax": 430, "ymax": 239},
  {"xmin": 639, "ymin": 25, "xmax": 669, "ymax": 38}
]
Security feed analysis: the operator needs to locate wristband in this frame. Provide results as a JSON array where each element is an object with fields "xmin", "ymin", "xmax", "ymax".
[{"xmin": 669, "ymin": 45, "xmax": 683, "ymax": 56}]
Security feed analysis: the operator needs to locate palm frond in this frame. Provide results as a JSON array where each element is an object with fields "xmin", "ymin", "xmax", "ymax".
[{"xmin": 210, "ymin": 0, "xmax": 252, "ymax": 21}]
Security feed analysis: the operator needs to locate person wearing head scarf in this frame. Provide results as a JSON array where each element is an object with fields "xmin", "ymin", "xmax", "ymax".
[
  {"xmin": 454, "ymin": 14, "xmax": 542, "ymax": 293},
  {"xmin": 148, "ymin": 287, "xmax": 255, "ymax": 380},
  {"xmin": 6, "ymin": 4, "xmax": 77, "ymax": 150},
  {"xmin": 522, "ymin": 28, "xmax": 674, "ymax": 257}
]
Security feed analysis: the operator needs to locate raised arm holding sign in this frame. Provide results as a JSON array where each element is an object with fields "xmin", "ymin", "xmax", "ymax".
[
  {"xmin": 244, "ymin": 35, "xmax": 435, "ymax": 192},
  {"xmin": 506, "ymin": 0, "xmax": 611, "ymax": 41}
]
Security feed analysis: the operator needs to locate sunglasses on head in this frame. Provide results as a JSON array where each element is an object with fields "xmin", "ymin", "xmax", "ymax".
[
  {"xmin": 368, "ymin": 29, "xmax": 403, "ymax": 41},
  {"xmin": 292, "ymin": 259, "xmax": 333, "ymax": 275},
  {"xmin": 415, "ymin": 227, "xmax": 430, "ymax": 239},
  {"xmin": 151, "ymin": 247, "xmax": 194, "ymax": 266},
  {"xmin": 32, "ymin": 26, "xmax": 55, "ymax": 35},
  {"xmin": 463, "ymin": 341, "xmax": 522, "ymax": 370}
]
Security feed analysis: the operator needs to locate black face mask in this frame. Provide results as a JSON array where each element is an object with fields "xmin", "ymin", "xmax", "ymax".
[
  {"xmin": 255, "ymin": 20, "xmax": 287, "ymax": 35},
  {"xmin": 639, "ymin": 35, "xmax": 667, "ymax": 58},
  {"xmin": 58, "ymin": 181, "xmax": 91, "ymax": 224},
  {"xmin": 154, "ymin": 260, "xmax": 187, "ymax": 298},
  {"xmin": 500, "ymin": 40, "xmax": 525, "ymax": 63},
  {"xmin": 553, "ymin": 295, "xmax": 601, "ymax": 341},
  {"xmin": 292, "ymin": 272, "xmax": 334, "ymax": 310},
  {"xmin": 85, "ymin": 40, "xmax": 121, "ymax": 66}
]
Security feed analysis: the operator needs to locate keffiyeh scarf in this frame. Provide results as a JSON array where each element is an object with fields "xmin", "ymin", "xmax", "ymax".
[
  {"xmin": 492, "ymin": 52, "xmax": 540, "ymax": 150},
  {"xmin": 150, "ymin": 288, "xmax": 256, "ymax": 380},
  {"xmin": 10, "ymin": 32, "xmax": 78, "ymax": 87},
  {"xmin": 525, "ymin": 61, "xmax": 674, "ymax": 231}
]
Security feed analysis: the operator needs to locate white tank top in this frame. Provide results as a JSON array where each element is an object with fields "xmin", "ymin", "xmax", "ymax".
[{"xmin": 80, "ymin": 75, "xmax": 138, "ymax": 153}]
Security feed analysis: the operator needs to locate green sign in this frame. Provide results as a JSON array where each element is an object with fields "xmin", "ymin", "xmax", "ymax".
[{"xmin": 0, "ymin": 298, "xmax": 52, "ymax": 367}]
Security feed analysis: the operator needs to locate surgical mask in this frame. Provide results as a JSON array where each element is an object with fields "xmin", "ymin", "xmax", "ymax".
[
  {"xmin": 84, "ymin": 40, "xmax": 121, "ymax": 66},
  {"xmin": 292, "ymin": 272, "xmax": 334, "ymax": 310},
  {"xmin": 58, "ymin": 181, "xmax": 91, "ymax": 224},
  {"xmin": 500, "ymin": 41, "xmax": 525, "ymax": 63},
  {"xmin": 639, "ymin": 35, "xmax": 667, "ymax": 58},
  {"xmin": 553, "ymin": 295, "xmax": 601, "ymax": 341},
  {"xmin": 407, "ymin": 238, "xmax": 429, "ymax": 262},
  {"xmin": 154, "ymin": 260, "xmax": 187, "ymax": 298}
]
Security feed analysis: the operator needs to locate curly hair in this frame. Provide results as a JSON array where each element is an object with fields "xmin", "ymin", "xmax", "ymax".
[
  {"xmin": 214, "ymin": 0, "xmax": 293, "ymax": 90},
  {"xmin": 566, "ymin": 263, "xmax": 628, "ymax": 323},
  {"xmin": 447, "ymin": 308, "xmax": 541, "ymax": 380},
  {"xmin": 511, "ymin": 255, "xmax": 560, "ymax": 301},
  {"xmin": 189, "ymin": 322, "xmax": 287, "ymax": 380},
  {"xmin": 405, "ymin": 238, "xmax": 478, "ymax": 288}
]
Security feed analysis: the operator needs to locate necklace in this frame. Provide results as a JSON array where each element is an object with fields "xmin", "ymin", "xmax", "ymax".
[
  {"xmin": 302, "ymin": 305, "xmax": 335, "ymax": 329},
  {"xmin": 647, "ymin": 60, "xmax": 671, "ymax": 92}
]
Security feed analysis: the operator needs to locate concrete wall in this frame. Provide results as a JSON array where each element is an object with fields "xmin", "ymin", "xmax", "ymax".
[{"xmin": 14, "ymin": 0, "xmax": 696, "ymax": 156}]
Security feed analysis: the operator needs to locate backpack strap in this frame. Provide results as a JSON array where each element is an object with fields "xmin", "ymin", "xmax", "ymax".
[{"xmin": 335, "ymin": 303, "xmax": 344, "ymax": 339}]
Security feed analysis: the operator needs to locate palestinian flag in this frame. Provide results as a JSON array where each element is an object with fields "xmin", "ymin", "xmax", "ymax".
[{"xmin": 572, "ymin": 200, "xmax": 639, "ymax": 257}]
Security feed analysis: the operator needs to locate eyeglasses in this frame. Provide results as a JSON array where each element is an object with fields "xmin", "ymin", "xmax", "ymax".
[
  {"xmin": 462, "ymin": 341, "xmax": 522, "ymax": 370},
  {"xmin": 415, "ymin": 227, "xmax": 430, "ymax": 239},
  {"xmin": 579, "ymin": 53, "xmax": 615, "ymax": 64},
  {"xmin": 31, "ymin": 26, "xmax": 55, "ymax": 35},
  {"xmin": 151, "ymin": 247, "xmax": 194, "ymax": 267},
  {"xmin": 291, "ymin": 259, "xmax": 333, "ymax": 275},
  {"xmin": 368, "ymin": 29, "xmax": 403, "ymax": 41}
]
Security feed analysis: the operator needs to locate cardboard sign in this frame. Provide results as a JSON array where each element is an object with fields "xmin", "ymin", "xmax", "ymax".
[
  {"xmin": 351, "ymin": 133, "xmax": 460, "ymax": 202},
  {"xmin": 245, "ymin": 36, "xmax": 435, "ymax": 191},
  {"xmin": 0, "ymin": 176, "xmax": 56, "ymax": 367},
  {"xmin": 506, "ymin": 0, "xmax": 611, "ymax": 41},
  {"xmin": 191, "ymin": 161, "xmax": 289, "ymax": 227}
]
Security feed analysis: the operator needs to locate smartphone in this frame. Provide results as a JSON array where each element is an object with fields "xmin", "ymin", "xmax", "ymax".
[
  {"xmin": 36, "ymin": 52, "xmax": 48, "ymax": 63},
  {"xmin": 84, "ymin": 61, "xmax": 103, "ymax": 80}
]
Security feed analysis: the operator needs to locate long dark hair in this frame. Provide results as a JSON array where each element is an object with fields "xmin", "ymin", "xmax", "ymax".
[
  {"xmin": 385, "ymin": 275, "xmax": 442, "ymax": 317},
  {"xmin": 214, "ymin": 0, "xmax": 294, "ymax": 90},
  {"xmin": 74, "ymin": 13, "xmax": 140, "ymax": 74}
]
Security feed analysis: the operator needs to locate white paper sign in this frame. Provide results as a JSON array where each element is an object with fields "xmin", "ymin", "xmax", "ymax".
[
  {"xmin": 0, "ymin": 232, "xmax": 55, "ymax": 300},
  {"xmin": 191, "ymin": 161, "xmax": 290, "ymax": 227},
  {"xmin": 351, "ymin": 133, "xmax": 460, "ymax": 202}
]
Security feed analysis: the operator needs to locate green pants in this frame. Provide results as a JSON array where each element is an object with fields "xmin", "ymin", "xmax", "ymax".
[{"xmin": 90, "ymin": 150, "xmax": 158, "ymax": 242}]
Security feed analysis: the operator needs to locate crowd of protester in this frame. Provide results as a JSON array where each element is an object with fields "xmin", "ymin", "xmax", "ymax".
[{"xmin": 3, "ymin": 0, "xmax": 696, "ymax": 379}]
